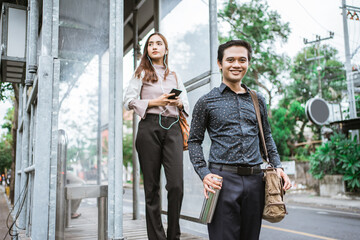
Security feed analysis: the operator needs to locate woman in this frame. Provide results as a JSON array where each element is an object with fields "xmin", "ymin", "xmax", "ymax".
[{"xmin": 124, "ymin": 32, "xmax": 189, "ymax": 240}]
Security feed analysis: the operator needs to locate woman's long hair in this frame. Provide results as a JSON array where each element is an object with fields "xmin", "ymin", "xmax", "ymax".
[{"xmin": 135, "ymin": 32, "xmax": 170, "ymax": 82}]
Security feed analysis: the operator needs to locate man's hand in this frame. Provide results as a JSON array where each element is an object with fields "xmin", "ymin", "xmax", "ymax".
[
  {"xmin": 203, "ymin": 173, "xmax": 222, "ymax": 199},
  {"xmin": 276, "ymin": 168, "xmax": 292, "ymax": 191}
]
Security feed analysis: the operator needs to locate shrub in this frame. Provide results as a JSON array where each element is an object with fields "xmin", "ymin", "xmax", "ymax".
[{"xmin": 309, "ymin": 132, "xmax": 360, "ymax": 192}]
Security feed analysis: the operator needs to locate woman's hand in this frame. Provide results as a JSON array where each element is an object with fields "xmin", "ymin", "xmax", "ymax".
[
  {"xmin": 168, "ymin": 96, "xmax": 183, "ymax": 109},
  {"xmin": 148, "ymin": 93, "xmax": 174, "ymax": 107}
]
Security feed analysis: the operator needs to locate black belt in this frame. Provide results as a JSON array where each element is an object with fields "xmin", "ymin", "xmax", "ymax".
[{"xmin": 209, "ymin": 163, "xmax": 262, "ymax": 175}]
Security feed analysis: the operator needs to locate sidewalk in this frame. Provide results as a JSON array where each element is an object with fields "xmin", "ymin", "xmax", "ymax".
[
  {"xmin": 0, "ymin": 185, "xmax": 11, "ymax": 240},
  {"xmin": 285, "ymin": 189, "xmax": 360, "ymax": 213},
  {"xmin": 1, "ymin": 184, "xmax": 360, "ymax": 239}
]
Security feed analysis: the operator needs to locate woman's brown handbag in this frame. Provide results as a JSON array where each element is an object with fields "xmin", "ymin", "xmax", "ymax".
[
  {"xmin": 179, "ymin": 112, "xmax": 190, "ymax": 151},
  {"xmin": 249, "ymin": 90, "xmax": 287, "ymax": 223}
]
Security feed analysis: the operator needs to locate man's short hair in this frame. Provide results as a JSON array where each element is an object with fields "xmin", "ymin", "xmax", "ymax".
[{"xmin": 217, "ymin": 40, "xmax": 252, "ymax": 64}]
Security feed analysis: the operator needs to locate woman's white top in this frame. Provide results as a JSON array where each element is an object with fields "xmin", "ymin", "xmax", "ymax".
[{"xmin": 124, "ymin": 64, "xmax": 189, "ymax": 119}]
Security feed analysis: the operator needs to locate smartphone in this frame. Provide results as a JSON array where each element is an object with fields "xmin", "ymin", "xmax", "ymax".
[{"xmin": 168, "ymin": 88, "xmax": 182, "ymax": 99}]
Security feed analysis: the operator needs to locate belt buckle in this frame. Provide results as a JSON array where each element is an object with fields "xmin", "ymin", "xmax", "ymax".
[{"xmin": 236, "ymin": 166, "xmax": 253, "ymax": 175}]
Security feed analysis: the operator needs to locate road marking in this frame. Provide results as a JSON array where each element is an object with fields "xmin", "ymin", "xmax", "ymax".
[
  {"xmin": 288, "ymin": 205, "xmax": 360, "ymax": 217},
  {"xmin": 316, "ymin": 211, "xmax": 329, "ymax": 215},
  {"xmin": 262, "ymin": 225, "xmax": 337, "ymax": 240}
]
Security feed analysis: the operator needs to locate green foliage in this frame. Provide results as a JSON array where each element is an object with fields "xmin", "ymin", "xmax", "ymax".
[
  {"xmin": 356, "ymin": 95, "xmax": 360, "ymax": 116},
  {"xmin": 310, "ymin": 132, "xmax": 360, "ymax": 191},
  {"xmin": 293, "ymin": 145, "xmax": 311, "ymax": 162},
  {"xmin": 274, "ymin": 44, "xmax": 346, "ymax": 159},
  {"xmin": 269, "ymin": 100, "xmax": 308, "ymax": 159},
  {"xmin": 286, "ymin": 45, "xmax": 345, "ymax": 104},
  {"xmin": 0, "ymin": 82, "xmax": 13, "ymax": 102},
  {"xmin": 123, "ymin": 131, "xmax": 133, "ymax": 168},
  {"xmin": 0, "ymin": 106, "xmax": 14, "ymax": 174},
  {"xmin": 0, "ymin": 138, "xmax": 12, "ymax": 174},
  {"xmin": 270, "ymin": 107, "xmax": 291, "ymax": 157},
  {"xmin": 218, "ymin": 0, "xmax": 291, "ymax": 107}
]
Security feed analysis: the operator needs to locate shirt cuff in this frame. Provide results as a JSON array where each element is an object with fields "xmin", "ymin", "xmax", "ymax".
[
  {"xmin": 129, "ymin": 99, "xmax": 149, "ymax": 119},
  {"xmin": 199, "ymin": 167, "xmax": 212, "ymax": 181}
]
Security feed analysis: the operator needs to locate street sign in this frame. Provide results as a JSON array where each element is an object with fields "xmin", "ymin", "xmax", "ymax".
[{"xmin": 306, "ymin": 98, "xmax": 330, "ymax": 125}]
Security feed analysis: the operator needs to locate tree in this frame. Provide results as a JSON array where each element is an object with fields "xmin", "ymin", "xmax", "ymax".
[
  {"xmin": 270, "ymin": 44, "xmax": 347, "ymax": 160},
  {"xmin": 0, "ymin": 107, "xmax": 13, "ymax": 174},
  {"xmin": 282, "ymin": 44, "xmax": 346, "ymax": 139},
  {"xmin": 0, "ymin": 82, "xmax": 13, "ymax": 102},
  {"xmin": 218, "ymin": 0, "xmax": 291, "ymax": 110},
  {"xmin": 63, "ymin": 90, "xmax": 99, "ymax": 174},
  {"xmin": 269, "ymin": 100, "xmax": 306, "ymax": 159},
  {"xmin": 1, "ymin": 82, "xmax": 18, "ymax": 204},
  {"xmin": 284, "ymin": 44, "xmax": 346, "ymax": 105}
]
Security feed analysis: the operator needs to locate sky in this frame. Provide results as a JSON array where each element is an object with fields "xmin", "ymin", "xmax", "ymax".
[
  {"xmin": 1, "ymin": 0, "xmax": 359, "ymax": 135},
  {"xmin": 264, "ymin": 0, "xmax": 359, "ymax": 63}
]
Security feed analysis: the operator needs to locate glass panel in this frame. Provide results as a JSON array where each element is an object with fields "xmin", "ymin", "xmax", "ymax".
[
  {"xmin": 57, "ymin": 0, "xmax": 109, "ymax": 190},
  {"xmin": 160, "ymin": 0, "xmax": 212, "ymax": 233},
  {"xmin": 160, "ymin": 0, "xmax": 211, "ymax": 82}
]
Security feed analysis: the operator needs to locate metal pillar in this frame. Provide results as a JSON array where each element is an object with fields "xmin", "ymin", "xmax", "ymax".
[
  {"xmin": 132, "ymin": 7, "xmax": 140, "ymax": 220},
  {"xmin": 98, "ymin": 196, "xmax": 108, "ymax": 240},
  {"xmin": 154, "ymin": 0, "xmax": 160, "ymax": 32},
  {"xmin": 31, "ymin": 0, "xmax": 55, "ymax": 238},
  {"xmin": 97, "ymin": 54, "xmax": 105, "ymax": 236},
  {"xmin": 316, "ymin": 43, "xmax": 322, "ymax": 98},
  {"xmin": 55, "ymin": 130, "xmax": 67, "ymax": 240},
  {"xmin": 342, "ymin": 0, "xmax": 357, "ymax": 118},
  {"xmin": 18, "ymin": 0, "xmax": 40, "ymax": 229},
  {"xmin": 209, "ymin": 0, "xmax": 221, "ymax": 88},
  {"xmin": 18, "ymin": 88, "xmax": 29, "ymax": 229},
  {"xmin": 342, "ymin": 0, "xmax": 358, "ymax": 140},
  {"xmin": 25, "ymin": 2, "xmax": 39, "ymax": 235},
  {"xmin": 97, "ymin": 54, "xmax": 102, "ymax": 186},
  {"xmin": 13, "ymin": 84, "xmax": 23, "ymax": 236},
  {"xmin": 25, "ymin": 105, "xmax": 34, "ymax": 236},
  {"xmin": 26, "ymin": 0, "xmax": 39, "ymax": 86},
  {"xmin": 49, "ymin": 59, "xmax": 60, "ymax": 240},
  {"xmin": 108, "ymin": 0, "xmax": 124, "ymax": 239}
]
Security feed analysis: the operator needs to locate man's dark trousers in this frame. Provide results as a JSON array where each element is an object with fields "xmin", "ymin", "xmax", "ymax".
[{"xmin": 208, "ymin": 167, "xmax": 265, "ymax": 240}]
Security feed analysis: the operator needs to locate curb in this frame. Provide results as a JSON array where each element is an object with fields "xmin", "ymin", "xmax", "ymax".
[{"xmin": 285, "ymin": 190, "xmax": 360, "ymax": 213}]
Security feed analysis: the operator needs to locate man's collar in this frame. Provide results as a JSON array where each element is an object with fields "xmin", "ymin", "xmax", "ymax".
[
  {"xmin": 219, "ymin": 83, "xmax": 227, "ymax": 93},
  {"xmin": 219, "ymin": 82, "xmax": 250, "ymax": 94}
]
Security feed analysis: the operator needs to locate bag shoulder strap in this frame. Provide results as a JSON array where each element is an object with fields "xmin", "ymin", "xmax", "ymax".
[
  {"xmin": 173, "ymin": 71, "xmax": 179, "ymax": 89},
  {"xmin": 248, "ymin": 90, "xmax": 270, "ymax": 165}
]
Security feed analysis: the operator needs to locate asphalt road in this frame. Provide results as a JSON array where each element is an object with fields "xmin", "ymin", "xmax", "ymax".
[
  {"xmin": 260, "ymin": 205, "xmax": 360, "ymax": 240},
  {"xmin": 82, "ymin": 187, "xmax": 360, "ymax": 240}
]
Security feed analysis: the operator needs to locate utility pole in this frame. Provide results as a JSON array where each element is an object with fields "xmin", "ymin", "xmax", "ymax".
[
  {"xmin": 342, "ymin": 0, "xmax": 359, "ymax": 141},
  {"xmin": 342, "ymin": 0, "xmax": 358, "ymax": 119},
  {"xmin": 303, "ymin": 32, "xmax": 334, "ymax": 98}
]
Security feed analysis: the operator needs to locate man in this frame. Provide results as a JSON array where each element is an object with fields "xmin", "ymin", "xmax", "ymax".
[
  {"xmin": 188, "ymin": 40, "xmax": 291, "ymax": 240},
  {"xmin": 66, "ymin": 171, "xmax": 85, "ymax": 219}
]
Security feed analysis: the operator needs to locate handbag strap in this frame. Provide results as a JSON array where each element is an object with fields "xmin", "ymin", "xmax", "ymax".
[{"xmin": 248, "ymin": 90, "xmax": 270, "ymax": 165}]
